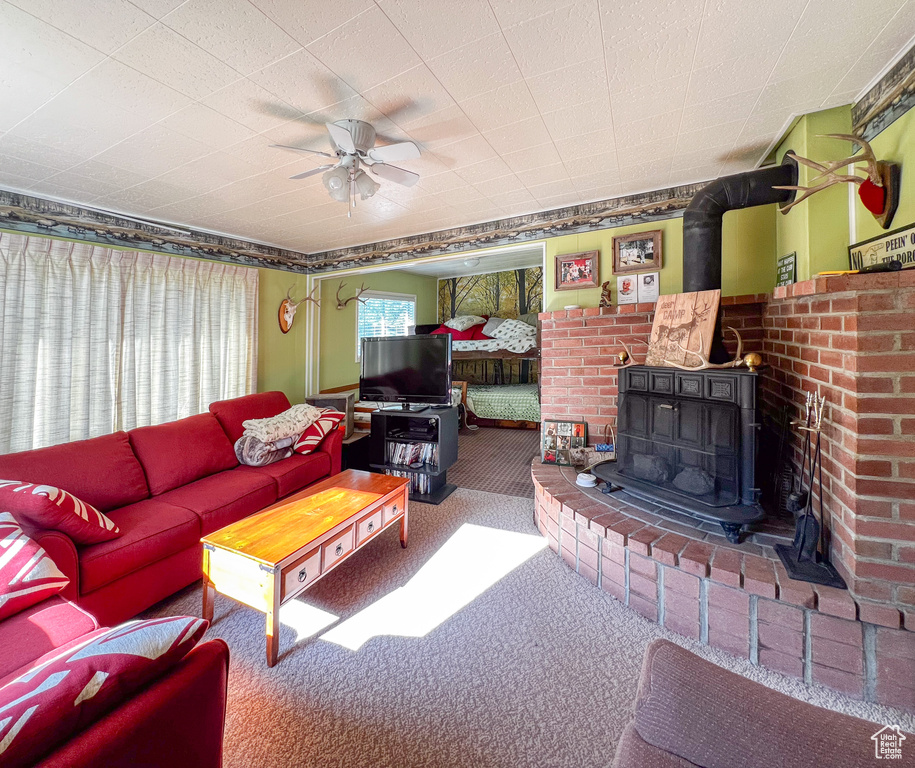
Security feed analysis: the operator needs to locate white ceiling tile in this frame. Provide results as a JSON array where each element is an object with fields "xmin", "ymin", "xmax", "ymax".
[
  {"xmin": 563, "ymin": 149, "xmax": 618, "ymax": 177},
  {"xmin": 670, "ymin": 143, "xmax": 736, "ymax": 172},
  {"xmin": 541, "ymin": 97, "xmax": 613, "ymax": 140},
  {"xmin": 516, "ymin": 163, "xmax": 571, "ymax": 188},
  {"xmin": 502, "ymin": 142, "xmax": 563, "ymax": 173},
  {"xmin": 571, "ymin": 172, "xmax": 621, "ymax": 194},
  {"xmin": 455, "ymin": 158, "xmax": 514, "ymax": 186},
  {"xmin": 599, "ymin": 0, "xmax": 703, "ymax": 48},
  {"xmin": 427, "ymin": 33, "xmax": 524, "ymax": 103},
  {"xmin": 8, "ymin": 0, "xmax": 156, "ymax": 54},
  {"xmin": 483, "ymin": 117, "xmax": 553, "ymax": 155},
  {"xmin": 615, "ymin": 109, "xmax": 681, "ymax": 150},
  {"xmin": 686, "ymin": 56, "xmax": 773, "ymax": 105},
  {"xmin": 112, "ymin": 23, "xmax": 243, "ymax": 100},
  {"xmin": 605, "ymin": 23, "xmax": 701, "ymax": 92},
  {"xmin": 56, "ymin": 159, "xmax": 148, "ymax": 189},
  {"xmin": 0, "ymin": 152, "xmax": 58, "ymax": 181},
  {"xmin": 693, "ymin": 0, "xmax": 803, "ymax": 70},
  {"xmin": 252, "ymin": 0, "xmax": 375, "ymax": 47},
  {"xmin": 502, "ymin": 3, "xmax": 603, "ymax": 78},
  {"xmin": 577, "ymin": 183, "xmax": 622, "ymax": 204},
  {"xmin": 676, "ymin": 120, "xmax": 745, "ymax": 155},
  {"xmin": 92, "ymin": 125, "xmax": 212, "ymax": 176},
  {"xmin": 201, "ymin": 79, "xmax": 304, "ymax": 133},
  {"xmin": 40, "ymin": 169, "xmax": 124, "ymax": 198},
  {"xmin": 399, "ymin": 105, "xmax": 479, "ymax": 148},
  {"xmin": 0, "ymin": 133, "xmax": 86, "ymax": 171},
  {"xmin": 0, "ymin": 170, "xmax": 39, "ymax": 192},
  {"xmin": 307, "ymin": 6, "xmax": 422, "ymax": 93},
  {"xmin": 129, "ymin": 0, "xmax": 187, "ymax": 18},
  {"xmin": 528, "ymin": 177, "xmax": 578, "ymax": 199},
  {"xmin": 489, "ymin": 0, "xmax": 575, "ymax": 29},
  {"xmin": 554, "ymin": 130, "xmax": 615, "ymax": 164},
  {"xmin": 681, "ymin": 88, "xmax": 761, "ymax": 128},
  {"xmin": 0, "ymin": 70, "xmax": 68, "ymax": 132},
  {"xmin": 161, "ymin": 0, "xmax": 301, "ymax": 75},
  {"xmin": 611, "ymin": 74, "xmax": 689, "ymax": 125},
  {"xmin": 669, "ymin": 165, "xmax": 722, "ymax": 186},
  {"xmin": 156, "ymin": 103, "xmax": 257, "ymax": 149},
  {"xmin": 431, "ymin": 134, "xmax": 498, "ymax": 170},
  {"xmin": 459, "ymin": 82, "xmax": 540, "ymax": 133},
  {"xmin": 249, "ymin": 48, "xmax": 359, "ymax": 116},
  {"xmin": 363, "ymin": 66, "xmax": 456, "ymax": 127},
  {"xmin": 378, "ymin": 0, "xmax": 499, "ymax": 59},
  {"xmin": 416, "ymin": 171, "xmax": 469, "ymax": 194},
  {"xmin": 525, "ymin": 58, "xmax": 610, "ymax": 114}
]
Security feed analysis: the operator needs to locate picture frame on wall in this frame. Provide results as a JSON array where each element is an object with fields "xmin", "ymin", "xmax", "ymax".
[
  {"xmin": 554, "ymin": 250, "xmax": 599, "ymax": 291},
  {"xmin": 613, "ymin": 230, "xmax": 662, "ymax": 275},
  {"xmin": 541, "ymin": 419, "xmax": 587, "ymax": 465}
]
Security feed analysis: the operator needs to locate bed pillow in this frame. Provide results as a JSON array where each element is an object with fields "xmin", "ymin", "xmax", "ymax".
[
  {"xmin": 493, "ymin": 318, "xmax": 537, "ymax": 340},
  {"xmin": 518, "ymin": 312, "xmax": 540, "ymax": 328},
  {"xmin": 470, "ymin": 324, "xmax": 492, "ymax": 340},
  {"xmin": 294, "ymin": 409, "xmax": 345, "ymax": 455},
  {"xmin": 482, "ymin": 317, "xmax": 505, "ymax": 337},
  {"xmin": 0, "ymin": 512, "xmax": 69, "ymax": 621},
  {"xmin": 444, "ymin": 315, "xmax": 485, "ymax": 332},
  {"xmin": 0, "ymin": 480, "xmax": 120, "ymax": 544},
  {"xmin": 0, "ymin": 615, "xmax": 208, "ymax": 767},
  {"xmin": 431, "ymin": 325, "xmax": 476, "ymax": 341}
]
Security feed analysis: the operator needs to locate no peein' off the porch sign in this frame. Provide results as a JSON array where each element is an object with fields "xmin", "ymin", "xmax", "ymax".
[{"xmin": 848, "ymin": 222, "xmax": 915, "ymax": 270}]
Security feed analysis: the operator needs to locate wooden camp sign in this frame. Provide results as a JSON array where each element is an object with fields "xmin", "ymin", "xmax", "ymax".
[{"xmin": 645, "ymin": 290, "xmax": 721, "ymax": 367}]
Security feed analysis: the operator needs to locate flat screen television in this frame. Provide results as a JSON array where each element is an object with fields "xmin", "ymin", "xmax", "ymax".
[{"xmin": 360, "ymin": 334, "xmax": 452, "ymax": 407}]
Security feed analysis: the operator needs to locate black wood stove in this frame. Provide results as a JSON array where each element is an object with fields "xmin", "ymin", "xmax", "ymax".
[{"xmin": 593, "ymin": 365, "xmax": 763, "ymax": 542}]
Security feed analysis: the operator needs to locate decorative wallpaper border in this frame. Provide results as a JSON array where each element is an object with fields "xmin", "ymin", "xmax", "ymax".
[
  {"xmin": 853, "ymin": 42, "xmax": 915, "ymax": 140},
  {"xmin": 0, "ymin": 190, "xmax": 311, "ymax": 274},
  {"xmin": 304, "ymin": 183, "xmax": 705, "ymax": 273}
]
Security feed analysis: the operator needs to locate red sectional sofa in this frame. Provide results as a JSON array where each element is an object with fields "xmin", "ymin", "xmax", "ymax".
[{"xmin": 0, "ymin": 391, "xmax": 342, "ymax": 627}]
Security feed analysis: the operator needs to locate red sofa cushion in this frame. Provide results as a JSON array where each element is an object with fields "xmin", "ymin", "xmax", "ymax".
[
  {"xmin": 0, "ymin": 432, "xmax": 148, "ymax": 513},
  {"xmin": 0, "ymin": 615, "xmax": 208, "ymax": 767},
  {"xmin": 156, "ymin": 468, "xmax": 276, "ymax": 536},
  {"xmin": 79, "ymin": 500, "xmax": 202, "ymax": 594},
  {"xmin": 294, "ymin": 410, "xmax": 345, "ymax": 455},
  {"xmin": 0, "ymin": 512, "xmax": 70, "ymax": 622},
  {"xmin": 237, "ymin": 452, "xmax": 331, "ymax": 498},
  {"xmin": 129, "ymin": 414, "xmax": 237, "ymax": 496},
  {"xmin": 209, "ymin": 391, "xmax": 292, "ymax": 444},
  {"xmin": 0, "ymin": 480, "xmax": 120, "ymax": 544},
  {"xmin": 0, "ymin": 596, "xmax": 98, "ymax": 681}
]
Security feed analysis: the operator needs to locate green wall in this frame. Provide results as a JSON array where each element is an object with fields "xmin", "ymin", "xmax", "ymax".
[
  {"xmin": 318, "ymin": 270, "xmax": 438, "ymax": 391},
  {"xmin": 256, "ymin": 268, "xmax": 309, "ymax": 403}
]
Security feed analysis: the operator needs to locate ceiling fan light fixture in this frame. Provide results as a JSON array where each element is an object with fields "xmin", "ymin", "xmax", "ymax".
[
  {"xmin": 354, "ymin": 169, "xmax": 380, "ymax": 200},
  {"xmin": 323, "ymin": 166, "xmax": 350, "ymax": 202}
]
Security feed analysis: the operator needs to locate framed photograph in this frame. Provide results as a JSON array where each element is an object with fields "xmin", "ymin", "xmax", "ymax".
[
  {"xmin": 555, "ymin": 250, "xmax": 599, "ymax": 291},
  {"xmin": 541, "ymin": 420, "xmax": 587, "ymax": 465},
  {"xmin": 613, "ymin": 230, "xmax": 662, "ymax": 275}
]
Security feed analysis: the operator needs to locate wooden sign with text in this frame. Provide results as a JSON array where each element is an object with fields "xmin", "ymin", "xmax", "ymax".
[{"xmin": 645, "ymin": 290, "xmax": 721, "ymax": 367}]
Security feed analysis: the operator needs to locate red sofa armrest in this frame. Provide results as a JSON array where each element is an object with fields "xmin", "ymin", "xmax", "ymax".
[
  {"xmin": 317, "ymin": 426, "xmax": 343, "ymax": 476},
  {"xmin": 37, "ymin": 638, "xmax": 230, "ymax": 768},
  {"xmin": 29, "ymin": 528, "xmax": 80, "ymax": 601}
]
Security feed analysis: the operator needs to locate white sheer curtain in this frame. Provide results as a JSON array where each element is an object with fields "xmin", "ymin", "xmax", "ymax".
[{"xmin": 0, "ymin": 232, "xmax": 258, "ymax": 453}]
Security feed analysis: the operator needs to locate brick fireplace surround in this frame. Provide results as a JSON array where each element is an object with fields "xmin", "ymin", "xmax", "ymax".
[{"xmin": 532, "ymin": 270, "xmax": 915, "ymax": 712}]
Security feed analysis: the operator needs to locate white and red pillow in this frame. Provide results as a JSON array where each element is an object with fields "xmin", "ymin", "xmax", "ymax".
[
  {"xmin": 294, "ymin": 409, "xmax": 345, "ymax": 455},
  {"xmin": 0, "ymin": 512, "xmax": 69, "ymax": 622},
  {"xmin": 0, "ymin": 480, "xmax": 119, "ymax": 544},
  {"xmin": 0, "ymin": 615, "xmax": 208, "ymax": 767}
]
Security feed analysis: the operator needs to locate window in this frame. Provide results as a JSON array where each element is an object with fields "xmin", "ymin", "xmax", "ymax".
[{"xmin": 356, "ymin": 291, "xmax": 416, "ymax": 361}]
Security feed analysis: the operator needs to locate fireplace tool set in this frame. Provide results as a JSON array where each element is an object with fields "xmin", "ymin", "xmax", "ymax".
[{"xmin": 774, "ymin": 392, "xmax": 847, "ymax": 589}]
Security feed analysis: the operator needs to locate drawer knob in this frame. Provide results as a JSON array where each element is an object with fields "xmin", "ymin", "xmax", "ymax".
[
  {"xmin": 298, "ymin": 568, "xmax": 307, "ymax": 583},
  {"xmin": 335, "ymin": 543, "xmax": 343, "ymax": 556},
  {"xmin": 367, "ymin": 521, "xmax": 374, "ymax": 533},
  {"xmin": 393, "ymin": 505, "xmax": 398, "ymax": 515}
]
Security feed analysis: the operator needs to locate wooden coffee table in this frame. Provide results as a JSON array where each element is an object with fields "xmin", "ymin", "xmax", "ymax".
[{"xmin": 201, "ymin": 469, "xmax": 409, "ymax": 666}]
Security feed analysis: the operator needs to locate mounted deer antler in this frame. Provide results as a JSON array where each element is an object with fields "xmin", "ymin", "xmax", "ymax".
[
  {"xmin": 774, "ymin": 132, "xmax": 900, "ymax": 229},
  {"xmin": 278, "ymin": 285, "xmax": 319, "ymax": 334},
  {"xmin": 613, "ymin": 338, "xmax": 648, "ymax": 368},
  {"xmin": 664, "ymin": 327, "xmax": 745, "ymax": 371},
  {"xmin": 336, "ymin": 282, "xmax": 369, "ymax": 310}
]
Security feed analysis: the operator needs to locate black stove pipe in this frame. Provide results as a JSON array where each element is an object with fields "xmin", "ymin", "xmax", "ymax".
[{"xmin": 683, "ymin": 155, "xmax": 798, "ymax": 293}]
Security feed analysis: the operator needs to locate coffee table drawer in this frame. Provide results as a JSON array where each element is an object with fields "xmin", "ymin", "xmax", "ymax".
[
  {"xmin": 356, "ymin": 507, "xmax": 383, "ymax": 545},
  {"xmin": 323, "ymin": 525, "xmax": 354, "ymax": 569},
  {"xmin": 383, "ymin": 492, "xmax": 405, "ymax": 525},
  {"xmin": 281, "ymin": 546, "xmax": 321, "ymax": 600}
]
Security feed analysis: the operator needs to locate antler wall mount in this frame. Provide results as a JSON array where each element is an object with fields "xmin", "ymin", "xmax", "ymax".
[
  {"xmin": 775, "ymin": 132, "xmax": 901, "ymax": 229},
  {"xmin": 278, "ymin": 285, "xmax": 319, "ymax": 334},
  {"xmin": 336, "ymin": 282, "xmax": 368, "ymax": 310}
]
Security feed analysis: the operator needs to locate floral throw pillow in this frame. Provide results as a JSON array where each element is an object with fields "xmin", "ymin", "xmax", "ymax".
[
  {"xmin": 492, "ymin": 318, "xmax": 537, "ymax": 340},
  {"xmin": 0, "ymin": 480, "xmax": 120, "ymax": 544},
  {"xmin": 444, "ymin": 315, "xmax": 485, "ymax": 331},
  {"xmin": 0, "ymin": 615, "xmax": 208, "ymax": 767},
  {"xmin": 0, "ymin": 512, "xmax": 69, "ymax": 622},
  {"xmin": 294, "ymin": 409, "xmax": 345, "ymax": 455}
]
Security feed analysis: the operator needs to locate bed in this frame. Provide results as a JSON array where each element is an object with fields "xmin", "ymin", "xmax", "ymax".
[{"xmin": 413, "ymin": 324, "xmax": 540, "ymax": 361}]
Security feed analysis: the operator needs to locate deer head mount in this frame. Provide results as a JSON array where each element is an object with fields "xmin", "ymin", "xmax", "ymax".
[
  {"xmin": 278, "ymin": 286, "xmax": 319, "ymax": 334},
  {"xmin": 336, "ymin": 282, "xmax": 368, "ymax": 310},
  {"xmin": 774, "ymin": 133, "xmax": 901, "ymax": 229}
]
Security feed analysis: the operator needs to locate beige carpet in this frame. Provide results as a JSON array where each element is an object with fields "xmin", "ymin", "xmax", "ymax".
[{"xmin": 145, "ymin": 490, "xmax": 915, "ymax": 768}]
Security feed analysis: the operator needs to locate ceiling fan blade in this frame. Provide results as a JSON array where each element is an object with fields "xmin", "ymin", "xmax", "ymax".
[
  {"xmin": 325, "ymin": 122, "xmax": 356, "ymax": 154},
  {"xmin": 370, "ymin": 162, "xmax": 420, "ymax": 187},
  {"xmin": 368, "ymin": 141, "xmax": 421, "ymax": 164},
  {"xmin": 289, "ymin": 165, "xmax": 335, "ymax": 180},
  {"xmin": 270, "ymin": 144, "xmax": 335, "ymax": 159}
]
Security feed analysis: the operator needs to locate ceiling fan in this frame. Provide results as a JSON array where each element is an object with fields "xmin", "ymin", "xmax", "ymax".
[{"xmin": 272, "ymin": 120, "xmax": 421, "ymax": 216}]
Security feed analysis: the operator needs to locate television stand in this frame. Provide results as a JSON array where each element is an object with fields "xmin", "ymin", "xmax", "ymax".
[{"xmin": 369, "ymin": 405, "xmax": 458, "ymax": 505}]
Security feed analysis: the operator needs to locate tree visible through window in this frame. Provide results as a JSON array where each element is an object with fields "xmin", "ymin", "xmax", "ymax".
[{"xmin": 356, "ymin": 291, "xmax": 416, "ymax": 360}]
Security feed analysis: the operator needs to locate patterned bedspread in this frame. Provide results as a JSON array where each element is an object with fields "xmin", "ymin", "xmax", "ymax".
[
  {"xmin": 452, "ymin": 338, "xmax": 537, "ymax": 354},
  {"xmin": 465, "ymin": 384, "xmax": 540, "ymax": 422}
]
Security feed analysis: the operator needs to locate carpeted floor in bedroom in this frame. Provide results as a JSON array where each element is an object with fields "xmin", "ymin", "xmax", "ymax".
[{"xmin": 145, "ymin": 485, "xmax": 915, "ymax": 768}]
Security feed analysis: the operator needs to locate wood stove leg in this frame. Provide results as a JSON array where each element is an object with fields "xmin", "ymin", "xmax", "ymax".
[{"xmin": 720, "ymin": 522, "xmax": 742, "ymax": 544}]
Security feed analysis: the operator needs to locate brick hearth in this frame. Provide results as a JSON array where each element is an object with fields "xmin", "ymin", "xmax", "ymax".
[
  {"xmin": 531, "ymin": 462, "xmax": 915, "ymax": 712},
  {"xmin": 539, "ymin": 270, "xmax": 915, "ymax": 617}
]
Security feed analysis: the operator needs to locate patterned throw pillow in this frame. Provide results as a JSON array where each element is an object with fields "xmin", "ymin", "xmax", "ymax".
[
  {"xmin": 0, "ymin": 480, "xmax": 120, "ymax": 544},
  {"xmin": 294, "ymin": 409, "xmax": 345, "ymax": 455},
  {"xmin": 0, "ymin": 615, "xmax": 208, "ymax": 767},
  {"xmin": 444, "ymin": 315, "xmax": 485, "ymax": 331},
  {"xmin": 492, "ymin": 318, "xmax": 538, "ymax": 340},
  {"xmin": 0, "ymin": 512, "xmax": 69, "ymax": 622}
]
